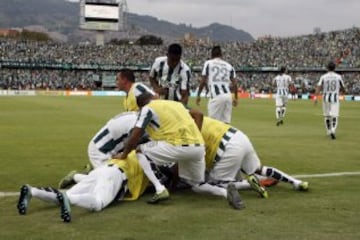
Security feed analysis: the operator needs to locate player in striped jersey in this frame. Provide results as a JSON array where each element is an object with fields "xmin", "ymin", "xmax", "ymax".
[
  {"xmin": 196, "ymin": 45, "xmax": 238, "ymax": 124},
  {"xmin": 314, "ymin": 61, "xmax": 346, "ymax": 139},
  {"xmin": 201, "ymin": 116, "xmax": 309, "ymax": 200},
  {"xmin": 272, "ymin": 66, "xmax": 293, "ymax": 126},
  {"xmin": 17, "ymin": 151, "xmax": 149, "ymax": 223},
  {"xmin": 117, "ymin": 68, "xmax": 157, "ymax": 111},
  {"xmin": 58, "ymin": 111, "xmax": 138, "ymax": 188},
  {"xmin": 115, "ymin": 92, "xmax": 243, "ymax": 209},
  {"xmin": 149, "ymin": 43, "xmax": 191, "ymax": 106}
]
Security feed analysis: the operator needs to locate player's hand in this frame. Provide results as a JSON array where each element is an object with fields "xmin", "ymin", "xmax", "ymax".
[
  {"xmin": 232, "ymin": 99, "xmax": 238, "ymax": 107},
  {"xmin": 196, "ymin": 96, "xmax": 201, "ymax": 106},
  {"xmin": 112, "ymin": 153, "xmax": 126, "ymax": 160},
  {"xmin": 156, "ymin": 87, "xmax": 168, "ymax": 96}
]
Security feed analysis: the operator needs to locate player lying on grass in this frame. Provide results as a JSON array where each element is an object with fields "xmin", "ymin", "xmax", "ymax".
[
  {"xmin": 17, "ymin": 151, "xmax": 149, "ymax": 223},
  {"xmin": 199, "ymin": 116, "xmax": 309, "ymax": 203}
]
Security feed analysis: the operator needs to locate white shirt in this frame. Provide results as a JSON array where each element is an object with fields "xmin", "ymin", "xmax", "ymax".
[
  {"xmin": 317, "ymin": 71, "xmax": 345, "ymax": 103},
  {"xmin": 201, "ymin": 58, "xmax": 236, "ymax": 98},
  {"xmin": 273, "ymin": 74, "xmax": 292, "ymax": 96}
]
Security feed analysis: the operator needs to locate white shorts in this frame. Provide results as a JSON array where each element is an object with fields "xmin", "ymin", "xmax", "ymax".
[
  {"xmin": 66, "ymin": 165, "xmax": 126, "ymax": 211},
  {"xmin": 140, "ymin": 141, "xmax": 206, "ymax": 183},
  {"xmin": 208, "ymin": 93, "xmax": 233, "ymax": 123},
  {"xmin": 275, "ymin": 95, "xmax": 288, "ymax": 107},
  {"xmin": 322, "ymin": 101, "xmax": 340, "ymax": 117},
  {"xmin": 88, "ymin": 141, "xmax": 112, "ymax": 168},
  {"xmin": 209, "ymin": 131, "xmax": 261, "ymax": 182}
]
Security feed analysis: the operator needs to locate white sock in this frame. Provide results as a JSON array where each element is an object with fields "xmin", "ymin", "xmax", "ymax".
[
  {"xmin": 31, "ymin": 187, "xmax": 58, "ymax": 204},
  {"xmin": 74, "ymin": 173, "xmax": 87, "ymax": 183},
  {"xmin": 261, "ymin": 166, "xmax": 301, "ymax": 186},
  {"xmin": 232, "ymin": 180, "xmax": 251, "ymax": 190},
  {"xmin": 192, "ymin": 182, "xmax": 227, "ymax": 198},
  {"xmin": 276, "ymin": 107, "xmax": 281, "ymax": 119},
  {"xmin": 136, "ymin": 153, "xmax": 165, "ymax": 194}
]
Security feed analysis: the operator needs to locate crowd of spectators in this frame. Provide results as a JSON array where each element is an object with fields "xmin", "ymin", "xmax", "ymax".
[{"xmin": 1, "ymin": 27, "xmax": 360, "ymax": 94}]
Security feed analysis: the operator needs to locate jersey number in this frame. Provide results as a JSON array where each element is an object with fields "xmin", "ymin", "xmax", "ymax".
[{"xmin": 211, "ymin": 66, "xmax": 228, "ymax": 82}]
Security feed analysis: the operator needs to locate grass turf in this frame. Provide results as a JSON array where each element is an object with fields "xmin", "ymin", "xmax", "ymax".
[{"xmin": 0, "ymin": 96, "xmax": 359, "ymax": 240}]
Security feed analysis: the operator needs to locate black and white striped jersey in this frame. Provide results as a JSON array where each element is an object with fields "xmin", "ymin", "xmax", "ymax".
[
  {"xmin": 91, "ymin": 112, "xmax": 137, "ymax": 156},
  {"xmin": 149, "ymin": 56, "xmax": 191, "ymax": 101},
  {"xmin": 201, "ymin": 58, "xmax": 236, "ymax": 98},
  {"xmin": 273, "ymin": 74, "xmax": 292, "ymax": 96},
  {"xmin": 317, "ymin": 72, "xmax": 345, "ymax": 103}
]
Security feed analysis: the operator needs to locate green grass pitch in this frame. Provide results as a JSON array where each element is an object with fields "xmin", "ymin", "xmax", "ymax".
[{"xmin": 0, "ymin": 96, "xmax": 359, "ymax": 240}]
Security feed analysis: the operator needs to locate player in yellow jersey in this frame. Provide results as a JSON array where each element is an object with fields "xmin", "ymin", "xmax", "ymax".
[
  {"xmin": 116, "ymin": 68, "xmax": 157, "ymax": 111},
  {"xmin": 201, "ymin": 116, "xmax": 309, "ymax": 200},
  {"xmin": 116, "ymin": 92, "xmax": 243, "ymax": 209},
  {"xmin": 17, "ymin": 151, "xmax": 149, "ymax": 223}
]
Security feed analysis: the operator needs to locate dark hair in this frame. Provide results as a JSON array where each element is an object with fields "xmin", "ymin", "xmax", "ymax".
[
  {"xmin": 119, "ymin": 68, "xmax": 135, "ymax": 83},
  {"xmin": 327, "ymin": 61, "xmax": 336, "ymax": 71},
  {"xmin": 280, "ymin": 66, "xmax": 287, "ymax": 73},
  {"xmin": 136, "ymin": 91, "xmax": 153, "ymax": 108},
  {"xmin": 211, "ymin": 45, "xmax": 222, "ymax": 58},
  {"xmin": 168, "ymin": 43, "xmax": 182, "ymax": 56}
]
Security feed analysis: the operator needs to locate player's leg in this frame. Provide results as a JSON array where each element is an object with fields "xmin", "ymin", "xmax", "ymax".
[
  {"xmin": 178, "ymin": 145, "xmax": 243, "ymax": 210},
  {"xmin": 329, "ymin": 102, "xmax": 340, "ymax": 139},
  {"xmin": 237, "ymin": 133, "xmax": 268, "ymax": 198},
  {"xmin": 208, "ymin": 96, "xmax": 224, "ymax": 122},
  {"xmin": 258, "ymin": 166, "xmax": 308, "ymax": 191},
  {"xmin": 322, "ymin": 102, "xmax": 333, "ymax": 137},
  {"xmin": 17, "ymin": 184, "xmax": 60, "ymax": 215},
  {"xmin": 275, "ymin": 96, "xmax": 283, "ymax": 126},
  {"xmin": 221, "ymin": 94, "xmax": 233, "ymax": 124},
  {"xmin": 139, "ymin": 141, "xmax": 182, "ymax": 203},
  {"xmin": 66, "ymin": 165, "xmax": 124, "ymax": 211}
]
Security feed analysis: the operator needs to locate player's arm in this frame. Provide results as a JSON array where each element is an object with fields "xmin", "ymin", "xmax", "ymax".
[
  {"xmin": 231, "ymin": 75, "xmax": 238, "ymax": 107},
  {"xmin": 196, "ymin": 75, "xmax": 208, "ymax": 106},
  {"xmin": 149, "ymin": 63, "xmax": 167, "ymax": 96},
  {"xmin": 178, "ymin": 67, "xmax": 191, "ymax": 106},
  {"xmin": 115, "ymin": 127, "xmax": 144, "ymax": 160}
]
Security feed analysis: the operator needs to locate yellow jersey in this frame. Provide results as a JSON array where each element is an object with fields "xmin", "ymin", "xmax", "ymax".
[
  {"xmin": 201, "ymin": 117, "xmax": 233, "ymax": 169},
  {"xmin": 136, "ymin": 100, "xmax": 204, "ymax": 146},
  {"xmin": 107, "ymin": 151, "xmax": 149, "ymax": 201}
]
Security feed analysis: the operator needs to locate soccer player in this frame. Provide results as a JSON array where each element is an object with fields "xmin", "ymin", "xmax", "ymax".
[
  {"xmin": 201, "ymin": 116, "xmax": 309, "ymax": 199},
  {"xmin": 149, "ymin": 43, "xmax": 191, "ymax": 106},
  {"xmin": 58, "ymin": 111, "xmax": 138, "ymax": 188},
  {"xmin": 17, "ymin": 151, "xmax": 149, "ymax": 223},
  {"xmin": 273, "ymin": 66, "xmax": 292, "ymax": 126},
  {"xmin": 314, "ymin": 61, "xmax": 346, "ymax": 139},
  {"xmin": 115, "ymin": 92, "xmax": 243, "ymax": 209},
  {"xmin": 117, "ymin": 68, "xmax": 157, "ymax": 111},
  {"xmin": 196, "ymin": 45, "xmax": 238, "ymax": 124}
]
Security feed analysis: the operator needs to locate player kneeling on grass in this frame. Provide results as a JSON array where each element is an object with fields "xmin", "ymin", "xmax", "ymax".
[
  {"xmin": 17, "ymin": 151, "xmax": 149, "ymax": 223},
  {"xmin": 114, "ymin": 92, "xmax": 243, "ymax": 209},
  {"xmin": 199, "ymin": 116, "xmax": 309, "ymax": 204}
]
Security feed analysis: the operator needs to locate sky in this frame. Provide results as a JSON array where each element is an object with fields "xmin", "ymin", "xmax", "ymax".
[{"xmin": 71, "ymin": 0, "xmax": 359, "ymax": 39}]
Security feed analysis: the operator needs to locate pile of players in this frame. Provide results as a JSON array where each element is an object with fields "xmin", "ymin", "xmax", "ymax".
[{"xmin": 17, "ymin": 44, "xmax": 312, "ymax": 223}]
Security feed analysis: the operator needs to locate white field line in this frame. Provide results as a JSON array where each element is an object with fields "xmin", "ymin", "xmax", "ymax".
[{"xmin": 1, "ymin": 171, "xmax": 360, "ymax": 198}]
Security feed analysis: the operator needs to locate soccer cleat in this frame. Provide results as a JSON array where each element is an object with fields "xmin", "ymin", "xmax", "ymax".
[
  {"xmin": 295, "ymin": 181, "xmax": 309, "ymax": 191},
  {"xmin": 330, "ymin": 133, "xmax": 336, "ymax": 140},
  {"xmin": 147, "ymin": 188, "xmax": 170, "ymax": 204},
  {"xmin": 248, "ymin": 175, "xmax": 269, "ymax": 198},
  {"xmin": 58, "ymin": 170, "xmax": 77, "ymax": 189},
  {"xmin": 226, "ymin": 183, "xmax": 245, "ymax": 210},
  {"xmin": 57, "ymin": 192, "xmax": 72, "ymax": 223},
  {"xmin": 17, "ymin": 184, "xmax": 32, "ymax": 215}
]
